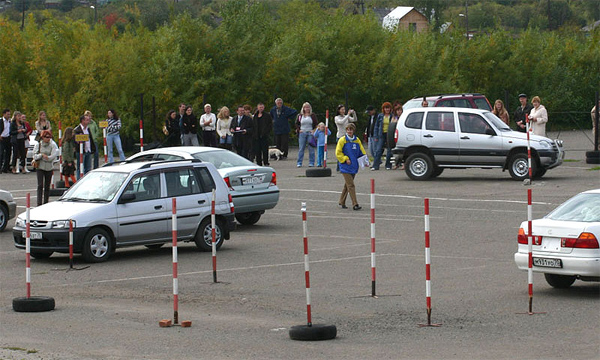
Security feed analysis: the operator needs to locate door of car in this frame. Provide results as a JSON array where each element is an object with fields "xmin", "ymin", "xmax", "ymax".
[
  {"xmin": 164, "ymin": 167, "xmax": 212, "ymax": 239},
  {"xmin": 115, "ymin": 172, "xmax": 169, "ymax": 244},
  {"xmin": 457, "ymin": 112, "xmax": 505, "ymax": 165},
  {"xmin": 422, "ymin": 111, "xmax": 460, "ymax": 164}
]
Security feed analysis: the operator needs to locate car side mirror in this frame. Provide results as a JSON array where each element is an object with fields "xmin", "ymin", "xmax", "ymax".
[
  {"xmin": 485, "ymin": 128, "xmax": 495, "ymax": 136},
  {"xmin": 118, "ymin": 193, "xmax": 136, "ymax": 204}
]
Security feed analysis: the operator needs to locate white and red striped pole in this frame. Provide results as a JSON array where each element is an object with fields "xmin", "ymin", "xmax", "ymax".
[
  {"xmin": 69, "ymin": 219, "xmax": 74, "ymax": 269},
  {"xmin": 172, "ymin": 198, "xmax": 179, "ymax": 325},
  {"xmin": 419, "ymin": 198, "xmax": 441, "ymax": 327},
  {"xmin": 139, "ymin": 120, "xmax": 144, "ymax": 152},
  {"xmin": 526, "ymin": 114, "xmax": 532, "ymax": 183},
  {"xmin": 25, "ymin": 193, "xmax": 31, "ymax": 298},
  {"xmin": 103, "ymin": 128, "xmax": 108, "ymax": 164},
  {"xmin": 211, "ymin": 189, "xmax": 218, "ymax": 283},
  {"xmin": 370, "ymin": 179, "xmax": 376, "ymax": 297},
  {"xmin": 527, "ymin": 189, "xmax": 534, "ymax": 313},
  {"xmin": 301, "ymin": 202, "xmax": 312, "ymax": 326},
  {"xmin": 58, "ymin": 120, "xmax": 63, "ymax": 182},
  {"xmin": 323, "ymin": 110, "xmax": 329, "ymax": 168},
  {"xmin": 79, "ymin": 142, "xmax": 84, "ymax": 179}
]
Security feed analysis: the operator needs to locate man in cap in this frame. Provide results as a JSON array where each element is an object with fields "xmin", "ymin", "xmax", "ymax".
[
  {"xmin": 364, "ymin": 105, "xmax": 379, "ymax": 161},
  {"xmin": 513, "ymin": 93, "xmax": 533, "ymax": 133}
]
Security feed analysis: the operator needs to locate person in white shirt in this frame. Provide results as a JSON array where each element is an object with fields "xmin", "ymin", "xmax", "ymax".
[
  {"xmin": 200, "ymin": 104, "xmax": 217, "ymax": 147},
  {"xmin": 334, "ymin": 105, "xmax": 357, "ymax": 171},
  {"xmin": 528, "ymin": 96, "xmax": 548, "ymax": 136}
]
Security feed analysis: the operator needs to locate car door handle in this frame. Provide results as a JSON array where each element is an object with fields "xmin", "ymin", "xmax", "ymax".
[
  {"xmin": 198, "ymin": 200, "xmax": 206, "ymax": 204},
  {"xmin": 460, "ymin": 136, "xmax": 470, "ymax": 140},
  {"xmin": 154, "ymin": 205, "xmax": 163, "ymax": 210},
  {"xmin": 423, "ymin": 134, "xmax": 433, "ymax": 138}
]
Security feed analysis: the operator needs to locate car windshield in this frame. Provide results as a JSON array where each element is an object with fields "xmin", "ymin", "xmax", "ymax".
[
  {"xmin": 483, "ymin": 112, "xmax": 511, "ymax": 131},
  {"xmin": 546, "ymin": 193, "xmax": 600, "ymax": 222},
  {"xmin": 192, "ymin": 150, "xmax": 254, "ymax": 169},
  {"xmin": 61, "ymin": 171, "xmax": 128, "ymax": 202}
]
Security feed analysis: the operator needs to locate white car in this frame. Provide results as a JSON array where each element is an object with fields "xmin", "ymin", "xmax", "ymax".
[
  {"xmin": 126, "ymin": 147, "xmax": 279, "ymax": 225},
  {"xmin": 0, "ymin": 189, "xmax": 17, "ymax": 232},
  {"xmin": 514, "ymin": 189, "xmax": 600, "ymax": 288}
]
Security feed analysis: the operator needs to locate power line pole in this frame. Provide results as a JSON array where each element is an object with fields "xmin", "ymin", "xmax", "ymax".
[{"xmin": 21, "ymin": 0, "xmax": 25, "ymax": 31}]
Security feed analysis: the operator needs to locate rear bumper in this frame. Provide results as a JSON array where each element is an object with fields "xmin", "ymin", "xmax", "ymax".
[
  {"xmin": 514, "ymin": 252, "xmax": 600, "ymax": 277},
  {"xmin": 232, "ymin": 189, "xmax": 279, "ymax": 213}
]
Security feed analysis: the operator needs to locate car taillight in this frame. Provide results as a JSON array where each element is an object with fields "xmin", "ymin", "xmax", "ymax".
[
  {"xmin": 223, "ymin": 176, "xmax": 233, "ymax": 191},
  {"xmin": 517, "ymin": 228, "xmax": 542, "ymax": 245},
  {"xmin": 394, "ymin": 128, "xmax": 398, "ymax": 143},
  {"xmin": 270, "ymin": 172, "xmax": 277, "ymax": 186},
  {"xmin": 228, "ymin": 194, "xmax": 234, "ymax": 213},
  {"xmin": 561, "ymin": 233, "xmax": 599, "ymax": 249}
]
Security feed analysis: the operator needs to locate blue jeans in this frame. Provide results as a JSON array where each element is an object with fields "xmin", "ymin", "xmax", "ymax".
[
  {"xmin": 317, "ymin": 145, "xmax": 324, "ymax": 167},
  {"xmin": 106, "ymin": 133, "xmax": 125, "ymax": 163},
  {"xmin": 76, "ymin": 152, "xmax": 93, "ymax": 180},
  {"xmin": 297, "ymin": 132, "xmax": 315, "ymax": 166},
  {"xmin": 369, "ymin": 137, "xmax": 380, "ymax": 167},
  {"xmin": 373, "ymin": 134, "xmax": 391, "ymax": 169}
]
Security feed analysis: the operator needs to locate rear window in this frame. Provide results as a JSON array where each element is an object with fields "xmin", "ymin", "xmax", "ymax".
[
  {"xmin": 437, "ymin": 99, "xmax": 470, "ymax": 108},
  {"xmin": 405, "ymin": 112, "xmax": 424, "ymax": 129},
  {"xmin": 474, "ymin": 98, "xmax": 492, "ymax": 111}
]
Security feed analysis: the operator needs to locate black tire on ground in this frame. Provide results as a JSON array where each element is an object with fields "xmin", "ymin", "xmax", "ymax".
[
  {"xmin": 145, "ymin": 244, "xmax": 164, "ymax": 250},
  {"xmin": 305, "ymin": 168, "xmax": 332, "ymax": 177},
  {"xmin": 82, "ymin": 227, "xmax": 112, "ymax": 263},
  {"xmin": 195, "ymin": 218, "xmax": 224, "ymax": 251},
  {"xmin": 13, "ymin": 296, "xmax": 55, "ymax": 312},
  {"xmin": 534, "ymin": 167, "xmax": 547, "ymax": 179},
  {"xmin": 387, "ymin": 121, "xmax": 398, "ymax": 149},
  {"xmin": 235, "ymin": 212, "xmax": 262, "ymax": 225},
  {"xmin": 404, "ymin": 153, "xmax": 434, "ymax": 181},
  {"xmin": 508, "ymin": 153, "xmax": 535, "ymax": 181},
  {"xmin": 30, "ymin": 251, "xmax": 53, "ymax": 259},
  {"xmin": 289, "ymin": 324, "xmax": 337, "ymax": 341},
  {"xmin": 585, "ymin": 150, "xmax": 600, "ymax": 164},
  {"xmin": 431, "ymin": 167, "xmax": 444, "ymax": 178},
  {"xmin": 49, "ymin": 188, "xmax": 66, "ymax": 197},
  {"xmin": 0, "ymin": 204, "xmax": 8, "ymax": 232},
  {"xmin": 55, "ymin": 180, "xmax": 65, "ymax": 189},
  {"xmin": 544, "ymin": 273, "xmax": 576, "ymax": 288}
]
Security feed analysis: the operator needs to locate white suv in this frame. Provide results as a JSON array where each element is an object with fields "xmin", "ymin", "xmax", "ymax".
[
  {"xmin": 390, "ymin": 108, "xmax": 564, "ymax": 180},
  {"xmin": 13, "ymin": 160, "xmax": 236, "ymax": 262}
]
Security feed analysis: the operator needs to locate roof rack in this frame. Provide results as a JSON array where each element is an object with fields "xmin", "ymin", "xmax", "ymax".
[{"xmin": 102, "ymin": 159, "xmax": 201, "ymax": 168}]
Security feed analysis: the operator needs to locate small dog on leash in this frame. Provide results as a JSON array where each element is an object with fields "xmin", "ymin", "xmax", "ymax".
[{"xmin": 268, "ymin": 147, "xmax": 284, "ymax": 161}]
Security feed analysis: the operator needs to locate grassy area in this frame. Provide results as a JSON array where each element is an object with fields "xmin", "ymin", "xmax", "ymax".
[
  {"xmin": 2, "ymin": 346, "xmax": 38, "ymax": 354},
  {"xmin": 588, "ymin": 166, "xmax": 600, "ymax": 171}
]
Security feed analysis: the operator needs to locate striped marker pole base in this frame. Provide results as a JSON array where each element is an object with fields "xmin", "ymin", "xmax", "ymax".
[
  {"xmin": 65, "ymin": 219, "xmax": 89, "ymax": 272},
  {"xmin": 418, "ymin": 198, "xmax": 441, "ymax": 327}
]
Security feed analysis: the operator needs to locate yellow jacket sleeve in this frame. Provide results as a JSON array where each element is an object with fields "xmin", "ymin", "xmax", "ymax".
[{"xmin": 336, "ymin": 136, "xmax": 348, "ymax": 163}]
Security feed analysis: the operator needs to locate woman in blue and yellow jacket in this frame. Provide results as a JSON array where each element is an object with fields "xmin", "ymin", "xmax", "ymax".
[{"xmin": 335, "ymin": 123, "xmax": 366, "ymax": 211}]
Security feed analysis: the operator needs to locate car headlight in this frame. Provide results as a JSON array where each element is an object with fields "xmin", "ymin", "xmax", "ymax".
[
  {"xmin": 15, "ymin": 218, "xmax": 25, "ymax": 228},
  {"xmin": 539, "ymin": 140, "xmax": 551, "ymax": 148},
  {"xmin": 51, "ymin": 220, "xmax": 75, "ymax": 229}
]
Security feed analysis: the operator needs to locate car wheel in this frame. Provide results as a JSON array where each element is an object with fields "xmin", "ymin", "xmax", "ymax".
[
  {"xmin": 82, "ymin": 228, "xmax": 112, "ymax": 263},
  {"xmin": 534, "ymin": 167, "xmax": 547, "ymax": 179},
  {"xmin": 508, "ymin": 153, "xmax": 535, "ymax": 181},
  {"xmin": 235, "ymin": 212, "xmax": 262, "ymax": 225},
  {"xmin": 145, "ymin": 244, "xmax": 164, "ymax": 250},
  {"xmin": 544, "ymin": 273, "xmax": 576, "ymax": 288},
  {"xmin": 30, "ymin": 251, "xmax": 53, "ymax": 259},
  {"xmin": 0, "ymin": 204, "xmax": 7, "ymax": 232},
  {"xmin": 13, "ymin": 296, "xmax": 55, "ymax": 312},
  {"xmin": 431, "ymin": 167, "xmax": 444, "ymax": 178},
  {"xmin": 405, "ymin": 153, "xmax": 434, "ymax": 180},
  {"xmin": 194, "ymin": 218, "xmax": 224, "ymax": 251}
]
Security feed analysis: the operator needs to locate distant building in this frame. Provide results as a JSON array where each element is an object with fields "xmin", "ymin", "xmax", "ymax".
[
  {"xmin": 382, "ymin": 6, "xmax": 429, "ymax": 33},
  {"xmin": 45, "ymin": 0, "xmax": 61, "ymax": 9}
]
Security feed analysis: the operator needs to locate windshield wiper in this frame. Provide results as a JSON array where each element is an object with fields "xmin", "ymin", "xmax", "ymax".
[{"xmin": 87, "ymin": 198, "xmax": 109, "ymax": 202}]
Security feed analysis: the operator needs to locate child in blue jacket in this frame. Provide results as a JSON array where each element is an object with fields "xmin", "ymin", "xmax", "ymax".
[
  {"xmin": 335, "ymin": 123, "xmax": 366, "ymax": 210},
  {"xmin": 313, "ymin": 122, "xmax": 331, "ymax": 167}
]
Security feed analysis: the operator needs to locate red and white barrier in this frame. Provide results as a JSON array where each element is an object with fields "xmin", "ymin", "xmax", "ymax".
[
  {"xmin": 323, "ymin": 110, "xmax": 329, "ymax": 168},
  {"xmin": 69, "ymin": 219, "xmax": 74, "ymax": 269},
  {"xmin": 527, "ymin": 189, "xmax": 534, "ymax": 312},
  {"xmin": 25, "ymin": 193, "xmax": 31, "ymax": 298},
  {"xmin": 302, "ymin": 202, "xmax": 312, "ymax": 326},
  {"xmin": 370, "ymin": 179, "xmax": 376, "ymax": 297},
  {"xmin": 139, "ymin": 120, "xmax": 144, "ymax": 152},
  {"xmin": 526, "ymin": 115, "xmax": 532, "ymax": 182},
  {"xmin": 419, "ymin": 198, "xmax": 441, "ymax": 327},
  {"xmin": 79, "ymin": 142, "xmax": 84, "ymax": 178},
  {"xmin": 58, "ymin": 120, "xmax": 63, "ymax": 181},
  {"xmin": 172, "ymin": 198, "xmax": 179, "ymax": 325},
  {"xmin": 211, "ymin": 189, "xmax": 218, "ymax": 283},
  {"xmin": 103, "ymin": 128, "xmax": 108, "ymax": 164}
]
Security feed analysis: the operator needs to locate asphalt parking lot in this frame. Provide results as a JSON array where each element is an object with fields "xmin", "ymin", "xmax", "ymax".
[{"xmin": 1, "ymin": 130, "xmax": 599, "ymax": 360}]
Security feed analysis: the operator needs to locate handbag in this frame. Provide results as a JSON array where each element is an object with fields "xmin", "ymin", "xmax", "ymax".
[
  {"xmin": 308, "ymin": 135, "xmax": 317, "ymax": 148},
  {"xmin": 31, "ymin": 144, "xmax": 40, "ymax": 169},
  {"xmin": 162, "ymin": 125, "xmax": 169, "ymax": 136}
]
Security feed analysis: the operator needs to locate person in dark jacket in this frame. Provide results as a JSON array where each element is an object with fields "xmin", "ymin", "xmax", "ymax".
[
  {"xmin": 230, "ymin": 105, "xmax": 253, "ymax": 159},
  {"xmin": 252, "ymin": 103, "xmax": 273, "ymax": 166},
  {"xmin": 364, "ymin": 105, "xmax": 379, "ymax": 161},
  {"xmin": 181, "ymin": 106, "xmax": 200, "ymax": 146},
  {"xmin": 1, "ymin": 108, "xmax": 13, "ymax": 173},
  {"xmin": 164, "ymin": 110, "xmax": 181, "ymax": 147},
  {"xmin": 270, "ymin": 98, "xmax": 297, "ymax": 159},
  {"xmin": 514, "ymin": 93, "xmax": 533, "ymax": 133},
  {"xmin": 74, "ymin": 114, "xmax": 96, "ymax": 179}
]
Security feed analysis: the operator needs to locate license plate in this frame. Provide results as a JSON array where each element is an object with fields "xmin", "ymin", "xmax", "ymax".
[
  {"xmin": 22, "ymin": 231, "xmax": 43, "ymax": 240},
  {"xmin": 533, "ymin": 257, "xmax": 562, "ymax": 268},
  {"xmin": 241, "ymin": 175, "xmax": 265, "ymax": 185}
]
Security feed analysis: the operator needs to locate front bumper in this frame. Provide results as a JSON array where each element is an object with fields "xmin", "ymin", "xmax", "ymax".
[
  {"xmin": 514, "ymin": 252, "xmax": 600, "ymax": 277},
  {"xmin": 13, "ymin": 227, "xmax": 89, "ymax": 253}
]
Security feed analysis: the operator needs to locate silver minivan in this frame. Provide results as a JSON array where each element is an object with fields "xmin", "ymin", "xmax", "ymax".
[{"xmin": 13, "ymin": 160, "xmax": 236, "ymax": 262}]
